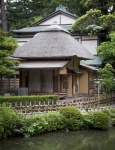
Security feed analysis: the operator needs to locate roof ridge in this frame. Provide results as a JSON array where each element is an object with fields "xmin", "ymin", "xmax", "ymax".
[{"xmin": 55, "ymin": 4, "xmax": 77, "ymax": 17}]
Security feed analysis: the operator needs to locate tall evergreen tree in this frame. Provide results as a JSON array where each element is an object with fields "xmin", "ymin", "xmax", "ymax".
[
  {"xmin": 5, "ymin": 0, "xmax": 86, "ymax": 31},
  {"xmin": 0, "ymin": 29, "xmax": 19, "ymax": 80}
]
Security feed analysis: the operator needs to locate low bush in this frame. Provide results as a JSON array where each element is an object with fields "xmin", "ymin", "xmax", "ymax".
[
  {"xmin": 110, "ymin": 113, "xmax": 115, "ymax": 118},
  {"xmin": 20, "ymin": 115, "xmax": 48, "ymax": 137},
  {"xmin": 19, "ymin": 112, "xmax": 65, "ymax": 137},
  {"xmin": 0, "ymin": 105, "xmax": 17, "ymax": 138},
  {"xmin": 82, "ymin": 113, "xmax": 93, "ymax": 129},
  {"xmin": 102, "ymin": 109, "xmax": 111, "ymax": 116},
  {"xmin": 0, "ymin": 95, "xmax": 58, "ymax": 106},
  {"xmin": 59, "ymin": 106, "xmax": 83, "ymax": 130},
  {"xmin": 90, "ymin": 111, "xmax": 109, "ymax": 129},
  {"xmin": 43, "ymin": 112, "xmax": 65, "ymax": 131},
  {"xmin": 111, "ymin": 119, "xmax": 115, "ymax": 126},
  {"xmin": 0, "ymin": 105, "xmax": 113, "ymax": 139},
  {"xmin": 110, "ymin": 108, "xmax": 115, "ymax": 114}
]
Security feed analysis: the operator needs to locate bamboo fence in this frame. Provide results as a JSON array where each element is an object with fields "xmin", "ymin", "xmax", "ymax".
[{"xmin": 8, "ymin": 94, "xmax": 115, "ymax": 115}]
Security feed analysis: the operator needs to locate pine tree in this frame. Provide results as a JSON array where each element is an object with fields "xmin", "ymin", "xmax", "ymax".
[{"xmin": 0, "ymin": 29, "xmax": 19, "ymax": 83}]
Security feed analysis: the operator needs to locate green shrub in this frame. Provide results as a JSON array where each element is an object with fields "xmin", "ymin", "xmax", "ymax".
[
  {"xmin": 90, "ymin": 111, "xmax": 109, "ymax": 129},
  {"xmin": 0, "ymin": 88, "xmax": 6, "ymax": 96},
  {"xmin": 20, "ymin": 115, "xmax": 47, "ymax": 137},
  {"xmin": 110, "ymin": 113, "xmax": 115, "ymax": 118},
  {"xmin": 19, "ymin": 112, "xmax": 65, "ymax": 137},
  {"xmin": 82, "ymin": 113, "xmax": 93, "ymax": 129},
  {"xmin": 102, "ymin": 109, "xmax": 111, "ymax": 116},
  {"xmin": 59, "ymin": 106, "xmax": 83, "ymax": 130},
  {"xmin": 0, "ymin": 105, "xmax": 17, "ymax": 138},
  {"xmin": 111, "ymin": 119, "xmax": 115, "ymax": 126},
  {"xmin": 110, "ymin": 108, "xmax": 115, "ymax": 113},
  {"xmin": 0, "ymin": 95, "xmax": 58, "ymax": 106},
  {"xmin": 43, "ymin": 112, "xmax": 65, "ymax": 131}
]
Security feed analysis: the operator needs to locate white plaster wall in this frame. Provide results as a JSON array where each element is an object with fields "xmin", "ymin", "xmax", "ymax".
[
  {"xmin": 40, "ymin": 14, "xmax": 76, "ymax": 25},
  {"xmin": 82, "ymin": 40, "xmax": 97, "ymax": 55},
  {"xmin": 75, "ymin": 35, "xmax": 98, "ymax": 55}
]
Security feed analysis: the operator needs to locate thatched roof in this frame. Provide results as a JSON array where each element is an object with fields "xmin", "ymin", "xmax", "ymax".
[{"xmin": 12, "ymin": 25, "xmax": 94, "ymax": 60}]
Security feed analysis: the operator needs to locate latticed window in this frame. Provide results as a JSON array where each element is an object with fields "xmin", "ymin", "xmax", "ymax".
[
  {"xmin": 63, "ymin": 82, "xmax": 68, "ymax": 89},
  {"xmin": 89, "ymin": 81, "xmax": 94, "ymax": 89}
]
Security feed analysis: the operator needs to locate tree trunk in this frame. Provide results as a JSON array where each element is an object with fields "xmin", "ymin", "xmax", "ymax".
[{"xmin": 0, "ymin": 0, "xmax": 8, "ymax": 32}]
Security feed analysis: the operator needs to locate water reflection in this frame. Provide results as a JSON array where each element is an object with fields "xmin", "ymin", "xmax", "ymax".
[{"xmin": 0, "ymin": 127, "xmax": 115, "ymax": 150}]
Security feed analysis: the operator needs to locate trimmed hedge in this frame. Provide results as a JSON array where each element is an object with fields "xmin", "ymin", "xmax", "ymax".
[
  {"xmin": 59, "ymin": 106, "xmax": 83, "ymax": 130},
  {"xmin": 90, "ymin": 111, "xmax": 109, "ymax": 129},
  {"xmin": 0, "ymin": 95, "xmax": 58, "ymax": 106}
]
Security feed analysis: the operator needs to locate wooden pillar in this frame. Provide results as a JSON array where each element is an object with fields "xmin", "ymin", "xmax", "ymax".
[
  {"xmin": 88, "ymin": 72, "xmax": 90, "ymax": 96},
  {"xmin": 14, "ymin": 74, "xmax": 16, "ymax": 87},
  {"xmin": 27, "ymin": 70, "xmax": 29, "ymax": 94},
  {"xmin": 66, "ymin": 74, "xmax": 67, "ymax": 96},
  {"xmin": 19, "ymin": 71, "xmax": 22, "ymax": 87},
  {"xmin": 58, "ymin": 70, "xmax": 60, "ymax": 100},
  {"xmin": 72, "ymin": 73, "xmax": 74, "ymax": 98},
  {"xmin": 8, "ymin": 77, "xmax": 10, "ymax": 90}
]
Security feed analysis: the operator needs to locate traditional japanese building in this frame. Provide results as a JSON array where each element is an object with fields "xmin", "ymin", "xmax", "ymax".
[
  {"xmin": 12, "ymin": 25, "xmax": 97, "ymax": 99},
  {"xmin": 12, "ymin": 4, "xmax": 104, "ymax": 67}
]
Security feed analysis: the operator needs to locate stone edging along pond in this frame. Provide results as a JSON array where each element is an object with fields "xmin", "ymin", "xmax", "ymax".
[{"xmin": 0, "ymin": 106, "xmax": 115, "ymax": 138}]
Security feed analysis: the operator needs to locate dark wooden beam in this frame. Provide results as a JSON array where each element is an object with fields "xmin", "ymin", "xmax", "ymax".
[{"xmin": 58, "ymin": 70, "xmax": 60, "ymax": 100}]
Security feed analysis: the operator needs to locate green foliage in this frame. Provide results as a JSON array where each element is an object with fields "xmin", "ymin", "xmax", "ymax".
[
  {"xmin": 110, "ymin": 108, "xmax": 115, "ymax": 113},
  {"xmin": 43, "ymin": 112, "xmax": 65, "ymax": 131},
  {"xmin": 100, "ymin": 13, "xmax": 115, "ymax": 31},
  {"xmin": 20, "ymin": 115, "xmax": 48, "ymax": 137},
  {"xmin": 0, "ymin": 105, "xmax": 17, "ymax": 138},
  {"xmin": 5, "ymin": 0, "xmax": 86, "ymax": 31},
  {"xmin": 19, "ymin": 112, "xmax": 65, "ymax": 138},
  {"xmin": 82, "ymin": 113, "xmax": 94, "ymax": 129},
  {"xmin": 72, "ymin": 9, "xmax": 102, "ymax": 34},
  {"xmin": 110, "ymin": 113, "xmax": 115, "ymax": 118},
  {"xmin": 0, "ymin": 95, "xmax": 58, "ymax": 106},
  {"xmin": 111, "ymin": 119, "xmax": 115, "ymax": 126},
  {"xmin": 102, "ymin": 109, "xmax": 111, "ymax": 116},
  {"xmin": 59, "ymin": 106, "xmax": 83, "ymax": 130},
  {"xmin": 97, "ymin": 64, "xmax": 115, "ymax": 93},
  {"xmin": 0, "ymin": 29, "xmax": 19, "ymax": 79},
  {"xmin": 0, "ymin": 88, "xmax": 6, "ymax": 96},
  {"xmin": 90, "ymin": 111, "xmax": 109, "ymax": 129},
  {"xmin": 80, "ymin": 0, "xmax": 115, "ymax": 14},
  {"xmin": 0, "ymin": 107, "xmax": 114, "ymax": 138},
  {"xmin": 97, "ymin": 32, "xmax": 115, "ymax": 64}
]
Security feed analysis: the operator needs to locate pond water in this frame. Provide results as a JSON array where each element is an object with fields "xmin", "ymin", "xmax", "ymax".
[{"xmin": 0, "ymin": 127, "xmax": 115, "ymax": 150}]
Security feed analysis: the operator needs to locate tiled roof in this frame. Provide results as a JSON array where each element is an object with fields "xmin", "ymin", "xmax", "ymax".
[{"xmin": 80, "ymin": 56, "xmax": 103, "ymax": 66}]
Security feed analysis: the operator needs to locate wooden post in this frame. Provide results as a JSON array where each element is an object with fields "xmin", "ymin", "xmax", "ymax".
[
  {"xmin": 88, "ymin": 72, "xmax": 90, "ymax": 96},
  {"xmin": 66, "ymin": 74, "xmax": 67, "ymax": 96},
  {"xmin": 72, "ymin": 73, "xmax": 74, "ymax": 98},
  {"xmin": 58, "ymin": 70, "xmax": 60, "ymax": 100},
  {"xmin": 19, "ymin": 71, "xmax": 22, "ymax": 87},
  {"xmin": 8, "ymin": 77, "xmax": 10, "ymax": 90}
]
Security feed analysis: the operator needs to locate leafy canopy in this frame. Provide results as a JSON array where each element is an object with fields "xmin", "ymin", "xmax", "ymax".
[
  {"xmin": 0, "ymin": 29, "xmax": 19, "ymax": 77},
  {"xmin": 98, "ymin": 64, "xmax": 115, "ymax": 92}
]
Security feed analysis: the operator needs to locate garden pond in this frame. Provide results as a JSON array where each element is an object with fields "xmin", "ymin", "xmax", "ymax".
[{"xmin": 0, "ymin": 127, "xmax": 115, "ymax": 150}]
